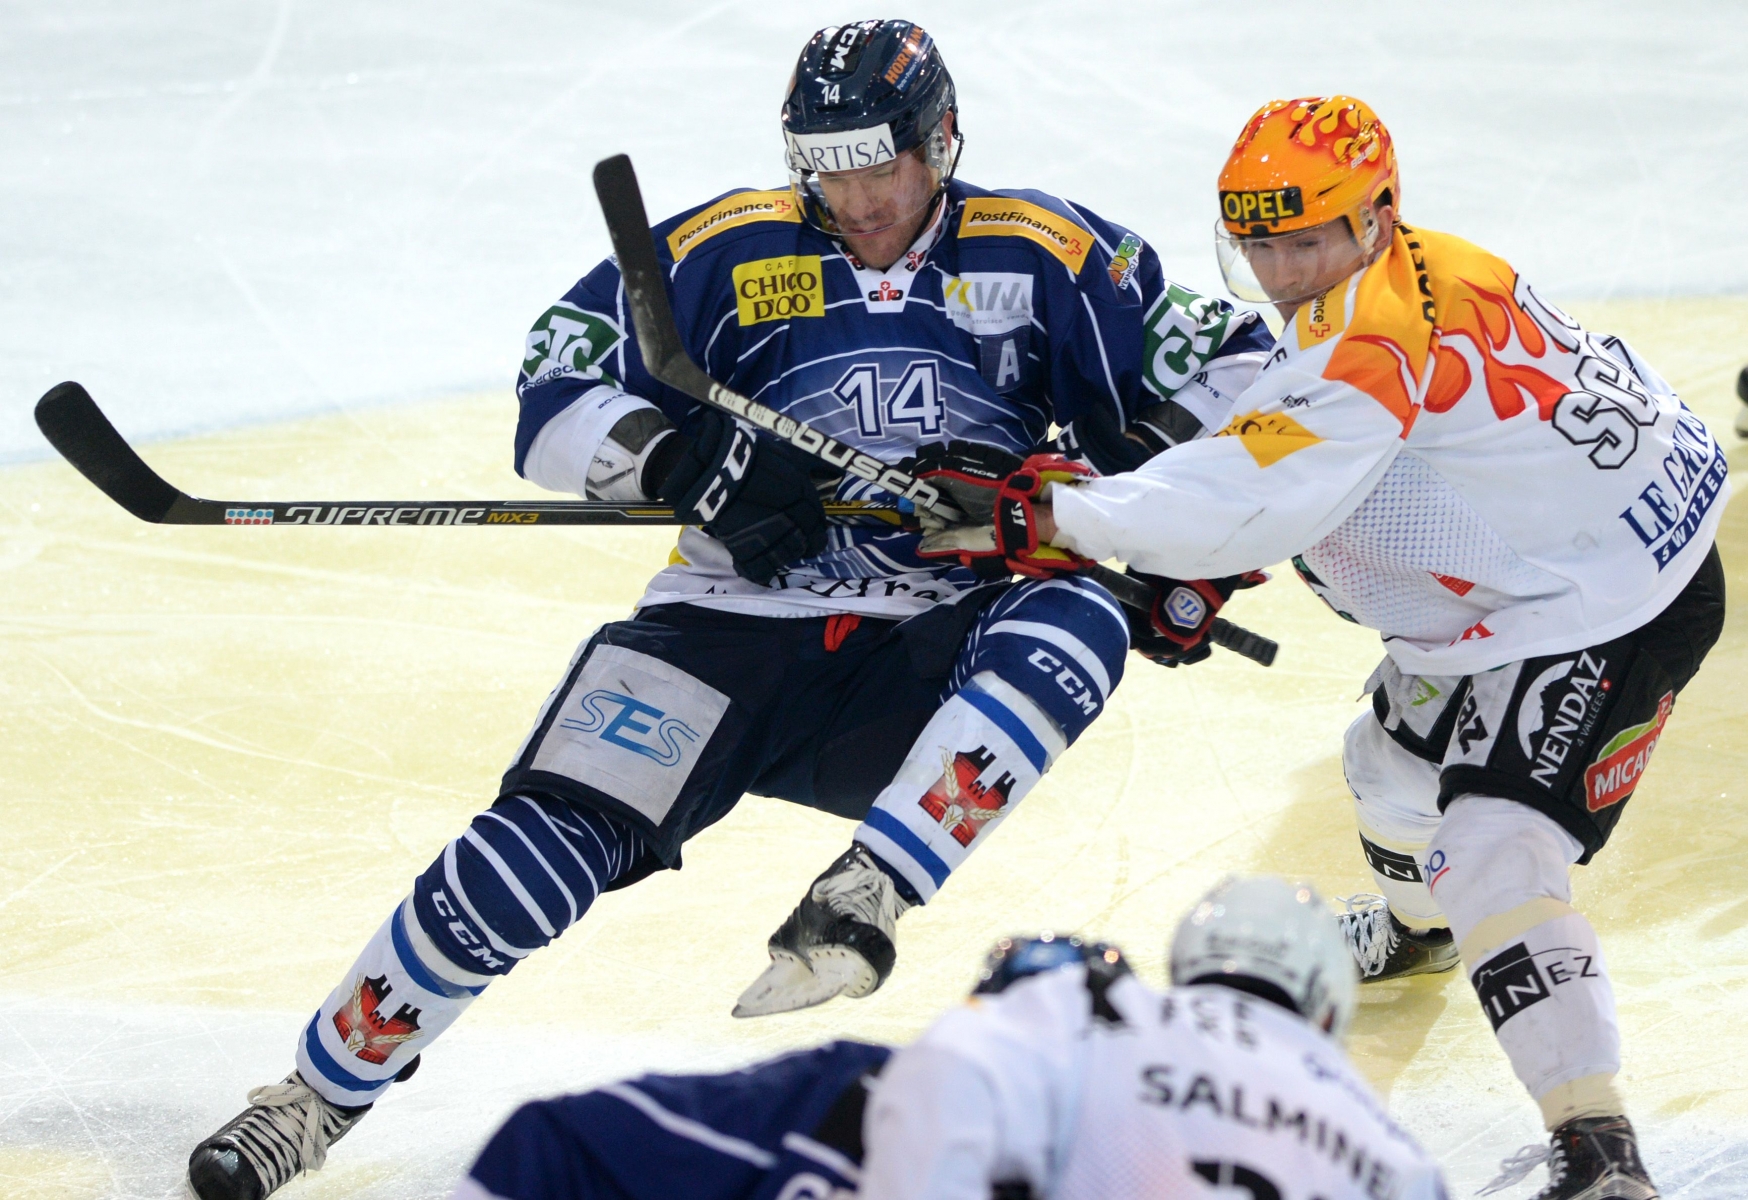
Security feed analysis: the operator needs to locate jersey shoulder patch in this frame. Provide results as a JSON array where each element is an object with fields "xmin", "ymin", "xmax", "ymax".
[
  {"xmin": 958, "ymin": 190, "xmax": 1094, "ymax": 275},
  {"xmin": 664, "ymin": 188, "xmax": 802, "ymax": 262}
]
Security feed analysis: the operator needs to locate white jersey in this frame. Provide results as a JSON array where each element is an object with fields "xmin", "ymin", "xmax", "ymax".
[
  {"xmin": 861, "ymin": 968, "xmax": 1447, "ymax": 1200},
  {"xmin": 1051, "ymin": 224, "xmax": 1728, "ymax": 675}
]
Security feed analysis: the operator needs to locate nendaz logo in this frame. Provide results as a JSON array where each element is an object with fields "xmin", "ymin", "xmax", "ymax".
[{"xmin": 562, "ymin": 690, "xmax": 701, "ymax": 766}]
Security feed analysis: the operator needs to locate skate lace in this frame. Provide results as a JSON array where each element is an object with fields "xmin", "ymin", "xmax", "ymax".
[
  {"xmin": 239, "ymin": 1077, "xmax": 342, "ymax": 1182},
  {"xmin": 813, "ymin": 849, "xmax": 910, "ymax": 934},
  {"xmin": 1336, "ymin": 893, "xmax": 1399, "ymax": 977},
  {"xmin": 1477, "ymin": 1142, "xmax": 1560, "ymax": 1197}
]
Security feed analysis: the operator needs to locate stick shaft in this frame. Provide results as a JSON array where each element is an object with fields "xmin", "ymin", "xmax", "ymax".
[{"xmin": 32, "ymin": 381, "xmax": 894, "ymax": 527}]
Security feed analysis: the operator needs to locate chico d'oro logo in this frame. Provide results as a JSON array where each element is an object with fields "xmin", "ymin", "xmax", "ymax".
[{"xmin": 732, "ymin": 255, "xmax": 825, "ymax": 325}]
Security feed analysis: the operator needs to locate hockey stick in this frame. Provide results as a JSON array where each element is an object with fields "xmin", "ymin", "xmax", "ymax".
[
  {"xmin": 31, "ymin": 381, "xmax": 898, "ymax": 528},
  {"xmin": 590, "ymin": 154, "xmax": 1278, "ymax": 668}
]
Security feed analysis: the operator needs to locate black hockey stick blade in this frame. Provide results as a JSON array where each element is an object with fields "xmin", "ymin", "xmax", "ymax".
[
  {"xmin": 591, "ymin": 154, "xmax": 716, "ymax": 402},
  {"xmin": 32, "ymin": 380, "xmax": 897, "ymax": 528},
  {"xmin": 36, "ymin": 380, "xmax": 182, "ymax": 522}
]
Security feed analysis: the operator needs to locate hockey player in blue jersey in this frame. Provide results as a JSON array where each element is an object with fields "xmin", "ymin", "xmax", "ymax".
[
  {"xmin": 187, "ymin": 19, "xmax": 1272, "ymax": 1200},
  {"xmin": 447, "ymin": 889, "xmax": 1446, "ymax": 1200},
  {"xmin": 446, "ymin": 935, "xmax": 1119, "ymax": 1200}
]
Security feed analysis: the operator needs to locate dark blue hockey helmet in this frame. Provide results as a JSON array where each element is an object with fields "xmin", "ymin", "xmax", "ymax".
[
  {"xmin": 971, "ymin": 933, "xmax": 1130, "ymax": 996},
  {"xmin": 781, "ymin": 20, "xmax": 962, "ymax": 234}
]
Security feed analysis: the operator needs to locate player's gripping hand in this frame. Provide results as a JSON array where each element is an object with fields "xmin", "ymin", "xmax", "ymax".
[
  {"xmin": 902, "ymin": 441, "xmax": 1022, "ymax": 531},
  {"xmin": 1127, "ymin": 568, "xmax": 1269, "ymax": 666},
  {"xmin": 909, "ymin": 448, "xmax": 1096, "ymax": 580},
  {"xmin": 656, "ymin": 408, "xmax": 828, "ymax": 586}
]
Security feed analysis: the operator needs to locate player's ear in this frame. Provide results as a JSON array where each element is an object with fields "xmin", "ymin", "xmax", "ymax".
[{"xmin": 1370, "ymin": 192, "xmax": 1397, "ymax": 242}]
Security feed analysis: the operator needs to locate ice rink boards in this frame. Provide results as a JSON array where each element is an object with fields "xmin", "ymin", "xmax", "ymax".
[{"xmin": 3, "ymin": 298, "xmax": 1746, "ymax": 1198}]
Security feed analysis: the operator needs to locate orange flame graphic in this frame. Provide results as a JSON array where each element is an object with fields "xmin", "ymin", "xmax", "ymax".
[{"xmin": 1427, "ymin": 278, "xmax": 1569, "ymax": 419}]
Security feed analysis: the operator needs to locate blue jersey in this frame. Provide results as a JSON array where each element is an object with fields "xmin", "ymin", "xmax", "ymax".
[{"xmin": 515, "ymin": 179, "xmax": 1268, "ymax": 617}]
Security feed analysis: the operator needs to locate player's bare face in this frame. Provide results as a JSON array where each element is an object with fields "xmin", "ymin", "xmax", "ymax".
[
  {"xmin": 817, "ymin": 148, "xmax": 938, "ymax": 271},
  {"xmin": 1244, "ymin": 218, "xmax": 1369, "ymax": 313}
]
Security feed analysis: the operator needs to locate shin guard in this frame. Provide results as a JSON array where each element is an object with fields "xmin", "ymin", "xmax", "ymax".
[
  {"xmin": 1432, "ymin": 796, "xmax": 1624, "ymax": 1129},
  {"xmin": 854, "ymin": 672, "xmax": 1065, "ymax": 903},
  {"xmin": 298, "ymin": 796, "xmax": 642, "ymax": 1106}
]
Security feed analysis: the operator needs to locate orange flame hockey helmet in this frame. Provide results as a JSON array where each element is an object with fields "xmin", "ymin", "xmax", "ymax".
[{"xmin": 1218, "ymin": 96, "xmax": 1399, "ymax": 240}]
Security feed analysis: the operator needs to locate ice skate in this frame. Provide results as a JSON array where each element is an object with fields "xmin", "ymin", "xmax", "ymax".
[
  {"xmin": 733, "ymin": 843, "xmax": 911, "ymax": 1018},
  {"xmin": 1336, "ymin": 893, "xmax": 1459, "ymax": 982},
  {"xmin": 1734, "ymin": 364, "xmax": 1748, "ymax": 438},
  {"xmin": 187, "ymin": 1071, "xmax": 373, "ymax": 1200},
  {"xmin": 1479, "ymin": 1114, "xmax": 1659, "ymax": 1199}
]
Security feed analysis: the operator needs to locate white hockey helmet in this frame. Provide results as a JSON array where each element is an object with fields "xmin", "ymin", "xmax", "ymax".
[{"xmin": 1169, "ymin": 875, "xmax": 1358, "ymax": 1038}]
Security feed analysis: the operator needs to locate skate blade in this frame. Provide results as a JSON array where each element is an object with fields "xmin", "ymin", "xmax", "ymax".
[{"xmin": 731, "ymin": 948, "xmax": 875, "ymax": 1018}]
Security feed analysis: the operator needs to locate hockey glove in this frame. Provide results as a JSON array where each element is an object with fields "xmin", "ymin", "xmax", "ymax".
[
  {"xmin": 912, "ymin": 451, "xmax": 1096, "ymax": 580},
  {"xmin": 656, "ymin": 408, "xmax": 828, "ymax": 586},
  {"xmin": 1064, "ymin": 397, "xmax": 1161, "ymax": 475},
  {"xmin": 901, "ymin": 440, "xmax": 1024, "ymax": 529},
  {"xmin": 1127, "ymin": 568, "xmax": 1270, "ymax": 666}
]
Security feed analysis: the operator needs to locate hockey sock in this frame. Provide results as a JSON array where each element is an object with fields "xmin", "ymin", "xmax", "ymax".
[
  {"xmin": 1430, "ymin": 795, "xmax": 1624, "ymax": 1130},
  {"xmin": 853, "ymin": 578, "xmax": 1127, "ymax": 902},
  {"xmin": 854, "ymin": 672, "xmax": 1066, "ymax": 902},
  {"xmin": 1342, "ymin": 711, "xmax": 1447, "ymax": 928},
  {"xmin": 1356, "ymin": 822, "xmax": 1445, "ymax": 929},
  {"xmin": 298, "ymin": 795, "xmax": 644, "ymax": 1107}
]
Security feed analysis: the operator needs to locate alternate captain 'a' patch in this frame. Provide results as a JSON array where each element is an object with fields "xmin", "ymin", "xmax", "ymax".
[
  {"xmin": 667, "ymin": 190, "xmax": 801, "ymax": 262},
  {"xmin": 959, "ymin": 197, "xmax": 1092, "ymax": 275}
]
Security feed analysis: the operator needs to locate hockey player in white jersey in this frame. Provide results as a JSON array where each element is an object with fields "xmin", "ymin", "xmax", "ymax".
[
  {"xmin": 445, "ymin": 878, "xmax": 1445, "ymax": 1200},
  {"xmin": 184, "ymin": 20, "xmax": 1272, "ymax": 1200},
  {"xmin": 965, "ymin": 97, "xmax": 1726, "ymax": 1198},
  {"xmin": 862, "ymin": 874, "xmax": 1445, "ymax": 1200}
]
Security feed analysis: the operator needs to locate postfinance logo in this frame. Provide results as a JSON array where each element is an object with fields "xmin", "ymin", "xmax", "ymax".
[
  {"xmin": 733, "ymin": 255, "xmax": 825, "ymax": 325},
  {"xmin": 959, "ymin": 198, "xmax": 1091, "ymax": 275},
  {"xmin": 667, "ymin": 190, "xmax": 800, "ymax": 261}
]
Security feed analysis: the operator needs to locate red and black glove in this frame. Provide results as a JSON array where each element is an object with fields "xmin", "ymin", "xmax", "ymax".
[
  {"xmin": 907, "ymin": 446, "xmax": 1095, "ymax": 580},
  {"xmin": 993, "ymin": 455, "xmax": 1098, "ymax": 578},
  {"xmin": 1127, "ymin": 568, "xmax": 1270, "ymax": 666}
]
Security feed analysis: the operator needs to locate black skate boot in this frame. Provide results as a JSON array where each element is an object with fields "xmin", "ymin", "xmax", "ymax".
[
  {"xmin": 1734, "ymin": 364, "xmax": 1748, "ymax": 439},
  {"xmin": 187, "ymin": 1064, "xmax": 406, "ymax": 1200},
  {"xmin": 1480, "ymin": 1115, "xmax": 1659, "ymax": 1199},
  {"xmin": 1336, "ymin": 893, "xmax": 1459, "ymax": 981},
  {"xmin": 733, "ymin": 842, "xmax": 911, "ymax": 1017}
]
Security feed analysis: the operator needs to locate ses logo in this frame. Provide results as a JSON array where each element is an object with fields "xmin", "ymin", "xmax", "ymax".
[{"xmin": 561, "ymin": 690, "xmax": 701, "ymax": 766}]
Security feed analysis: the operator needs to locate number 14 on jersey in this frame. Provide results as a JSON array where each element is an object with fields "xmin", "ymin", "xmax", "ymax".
[{"xmin": 834, "ymin": 361, "xmax": 944, "ymax": 438}]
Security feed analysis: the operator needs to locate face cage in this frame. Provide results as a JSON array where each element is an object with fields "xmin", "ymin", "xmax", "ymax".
[
  {"xmin": 1214, "ymin": 207, "xmax": 1383, "ymax": 308},
  {"xmin": 789, "ymin": 122, "xmax": 963, "ymax": 238}
]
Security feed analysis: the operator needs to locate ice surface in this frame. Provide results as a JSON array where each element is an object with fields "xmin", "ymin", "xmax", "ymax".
[
  {"xmin": 3, "ymin": 1, "xmax": 1747, "ymax": 462},
  {"xmin": 3, "ymin": 3, "xmax": 1748, "ymax": 1198}
]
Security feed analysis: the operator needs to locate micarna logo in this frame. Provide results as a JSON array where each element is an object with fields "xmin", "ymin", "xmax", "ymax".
[{"xmin": 562, "ymin": 690, "xmax": 701, "ymax": 766}]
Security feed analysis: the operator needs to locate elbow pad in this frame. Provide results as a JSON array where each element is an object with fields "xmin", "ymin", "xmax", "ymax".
[
  {"xmin": 587, "ymin": 407, "xmax": 680, "ymax": 501},
  {"xmin": 523, "ymin": 388, "xmax": 677, "ymax": 500}
]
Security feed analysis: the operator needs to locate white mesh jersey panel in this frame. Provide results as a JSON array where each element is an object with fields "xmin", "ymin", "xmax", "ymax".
[{"xmin": 1298, "ymin": 451, "xmax": 1564, "ymax": 641}]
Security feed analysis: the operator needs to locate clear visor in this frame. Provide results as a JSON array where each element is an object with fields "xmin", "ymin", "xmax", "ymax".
[
  {"xmin": 789, "ymin": 123, "xmax": 959, "ymax": 238},
  {"xmin": 1214, "ymin": 208, "xmax": 1380, "ymax": 307}
]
